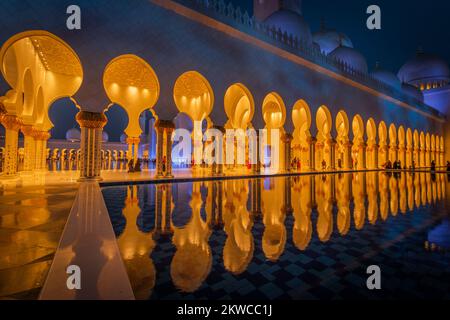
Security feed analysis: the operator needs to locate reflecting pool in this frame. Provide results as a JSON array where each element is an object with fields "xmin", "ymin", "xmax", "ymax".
[{"xmin": 102, "ymin": 172, "xmax": 450, "ymax": 299}]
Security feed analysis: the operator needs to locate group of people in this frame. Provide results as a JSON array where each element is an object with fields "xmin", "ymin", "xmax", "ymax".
[{"xmin": 383, "ymin": 160, "xmax": 403, "ymax": 170}]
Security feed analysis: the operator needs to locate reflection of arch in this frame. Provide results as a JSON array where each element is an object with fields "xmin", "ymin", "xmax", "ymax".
[
  {"xmin": 366, "ymin": 118, "xmax": 377, "ymax": 169},
  {"xmin": 292, "ymin": 100, "xmax": 312, "ymax": 171},
  {"xmin": 351, "ymin": 115, "xmax": 364, "ymax": 169},
  {"xmin": 315, "ymin": 106, "xmax": 332, "ymax": 170},
  {"xmin": 224, "ymin": 83, "xmax": 254, "ymax": 129},
  {"xmin": 335, "ymin": 110, "xmax": 349, "ymax": 169},
  {"xmin": 173, "ymin": 71, "xmax": 214, "ymax": 122}
]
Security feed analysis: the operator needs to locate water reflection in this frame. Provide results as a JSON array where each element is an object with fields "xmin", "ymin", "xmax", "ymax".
[{"xmin": 104, "ymin": 172, "xmax": 449, "ymax": 299}]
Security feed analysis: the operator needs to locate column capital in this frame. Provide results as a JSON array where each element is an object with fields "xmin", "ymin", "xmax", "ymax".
[
  {"xmin": 126, "ymin": 136, "xmax": 140, "ymax": 144},
  {"xmin": 21, "ymin": 124, "xmax": 36, "ymax": 137},
  {"xmin": 282, "ymin": 133, "xmax": 293, "ymax": 143},
  {"xmin": 34, "ymin": 130, "xmax": 51, "ymax": 141},
  {"xmin": 1, "ymin": 114, "xmax": 23, "ymax": 131},
  {"xmin": 76, "ymin": 111, "xmax": 107, "ymax": 129}
]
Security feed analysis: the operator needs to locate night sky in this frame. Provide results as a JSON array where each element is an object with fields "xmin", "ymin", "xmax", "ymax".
[
  {"xmin": 231, "ymin": 0, "xmax": 450, "ymax": 73},
  {"xmin": 32, "ymin": 1, "xmax": 450, "ymax": 140}
]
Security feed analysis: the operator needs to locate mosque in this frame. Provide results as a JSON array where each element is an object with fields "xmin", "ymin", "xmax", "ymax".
[{"xmin": 0, "ymin": 0, "xmax": 449, "ymax": 181}]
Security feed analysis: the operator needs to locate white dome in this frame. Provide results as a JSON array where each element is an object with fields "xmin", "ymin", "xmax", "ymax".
[
  {"xmin": 66, "ymin": 128, "xmax": 81, "ymax": 142},
  {"xmin": 264, "ymin": 9, "xmax": 312, "ymax": 44},
  {"xmin": 398, "ymin": 51, "xmax": 450, "ymax": 85},
  {"xmin": 329, "ymin": 46, "xmax": 368, "ymax": 74},
  {"xmin": 313, "ymin": 29, "xmax": 353, "ymax": 55},
  {"xmin": 401, "ymin": 83, "xmax": 424, "ymax": 102},
  {"xmin": 102, "ymin": 131, "xmax": 109, "ymax": 142}
]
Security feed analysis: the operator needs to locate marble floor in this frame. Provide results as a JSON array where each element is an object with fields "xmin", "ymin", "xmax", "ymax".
[{"xmin": 0, "ymin": 183, "xmax": 78, "ymax": 299}]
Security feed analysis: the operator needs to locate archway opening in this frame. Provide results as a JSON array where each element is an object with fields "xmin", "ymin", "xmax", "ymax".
[
  {"xmin": 292, "ymin": 100, "xmax": 311, "ymax": 171},
  {"xmin": 174, "ymin": 71, "xmax": 213, "ymax": 170},
  {"xmin": 388, "ymin": 124, "xmax": 397, "ymax": 163},
  {"xmin": 104, "ymin": 104, "xmax": 129, "ymax": 170},
  {"xmin": 378, "ymin": 121, "xmax": 388, "ymax": 168},
  {"xmin": 335, "ymin": 111, "xmax": 349, "ymax": 170},
  {"xmin": 262, "ymin": 92, "xmax": 286, "ymax": 172},
  {"xmin": 315, "ymin": 106, "xmax": 332, "ymax": 171},
  {"xmin": 351, "ymin": 115, "xmax": 364, "ymax": 169},
  {"xmin": 224, "ymin": 83, "xmax": 254, "ymax": 171},
  {"xmin": 366, "ymin": 118, "xmax": 377, "ymax": 169}
]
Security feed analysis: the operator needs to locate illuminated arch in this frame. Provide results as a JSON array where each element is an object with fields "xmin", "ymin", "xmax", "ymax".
[
  {"xmin": 315, "ymin": 105, "xmax": 332, "ymax": 170},
  {"xmin": 398, "ymin": 126, "xmax": 406, "ymax": 168},
  {"xmin": 262, "ymin": 92, "xmax": 286, "ymax": 129},
  {"xmin": 388, "ymin": 123, "xmax": 397, "ymax": 162},
  {"xmin": 351, "ymin": 115, "xmax": 364, "ymax": 169},
  {"xmin": 104, "ymin": 54, "xmax": 160, "ymax": 138},
  {"xmin": 419, "ymin": 131, "xmax": 426, "ymax": 167},
  {"xmin": 292, "ymin": 99, "xmax": 312, "ymax": 171},
  {"xmin": 335, "ymin": 110, "xmax": 350, "ymax": 169},
  {"xmin": 406, "ymin": 128, "xmax": 413, "ymax": 168},
  {"xmin": 224, "ymin": 83, "xmax": 254, "ymax": 130},
  {"xmin": 262, "ymin": 92, "xmax": 286, "ymax": 172},
  {"xmin": 425, "ymin": 133, "xmax": 431, "ymax": 167},
  {"xmin": 378, "ymin": 121, "xmax": 388, "ymax": 168},
  {"xmin": 366, "ymin": 118, "xmax": 377, "ymax": 169},
  {"xmin": 0, "ymin": 30, "xmax": 83, "ymax": 130},
  {"xmin": 173, "ymin": 71, "xmax": 214, "ymax": 122}
]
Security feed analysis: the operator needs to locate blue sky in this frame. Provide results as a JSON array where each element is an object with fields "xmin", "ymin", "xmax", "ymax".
[{"xmin": 229, "ymin": 0, "xmax": 450, "ymax": 73}]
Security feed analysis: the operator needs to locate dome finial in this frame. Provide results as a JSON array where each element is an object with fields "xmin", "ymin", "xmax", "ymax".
[{"xmin": 280, "ymin": 0, "xmax": 302, "ymax": 15}]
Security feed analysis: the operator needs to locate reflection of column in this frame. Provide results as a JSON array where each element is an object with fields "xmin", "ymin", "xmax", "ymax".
[
  {"xmin": 283, "ymin": 177, "xmax": 293, "ymax": 214},
  {"xmin": 1, "ymin": 115, "xmax": 22, "ymax": 177},
  {"xmin": 250, "ymin": 179, "xmax": 261, "ymax": 216},
  {"xmin": 76, "ymin": 111, "xmax": 108, "ymax": 181},
  {"xmin": 283, "ymin": 133, "xmax": 293, "ymax": 172},
  {"xmin": 21, "ymin": 125, "xmax": 36, "ymax": 172}
]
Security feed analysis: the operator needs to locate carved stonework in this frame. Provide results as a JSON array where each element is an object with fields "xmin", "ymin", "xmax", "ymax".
[
  {"xmin": 21, "ymin": 125, "xmax": 35, "ymax": 137},
  {"xmin": 126, "ymin": 137, "xmax": 140, "ymax": 144},
  {"xmin": 173, "ymin": 72, "xmax": 210, "ymax": 99},
  {"xmin": 104, "ymin": 56, "xmax": 158, "ymax": 90},
  {"xmin": 1, "ymin": 115, "xmax": 23, "ymax": 131},
  {"xmin": 76, "ymin": 111, "xmax": 108, "ymax": 129},
  {"xmin": 30, "ymin": 36, "xmax": 82, "ymax": 77}
]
